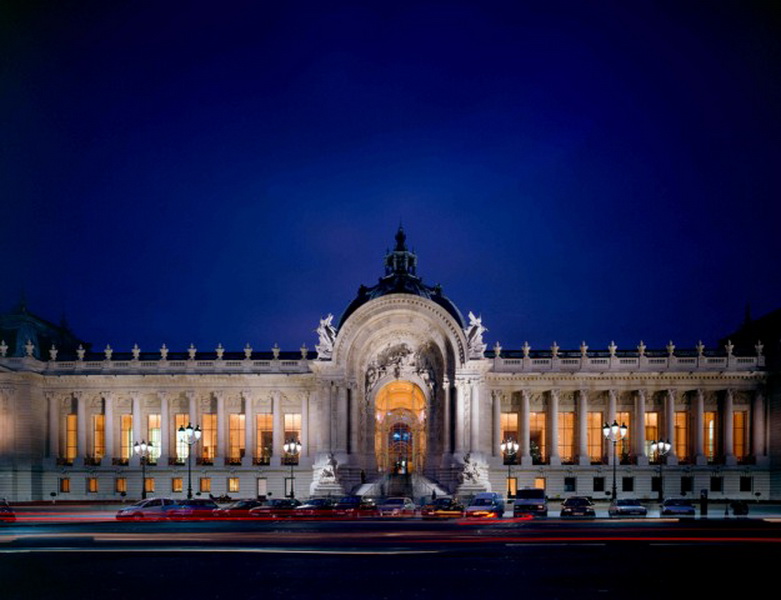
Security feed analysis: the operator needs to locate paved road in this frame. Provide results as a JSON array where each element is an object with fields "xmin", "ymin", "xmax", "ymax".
[{"xmin": 3, "ymin": 516, "xmax": 781, "ymax": 600}]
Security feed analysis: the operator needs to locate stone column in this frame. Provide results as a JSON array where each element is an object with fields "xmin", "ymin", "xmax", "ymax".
[
  {"xmin": 47, "ymin": 392, "xmax": 59, "ymax": 460},
  {"xmin": 152, "ymin": 391, "xmax": 166, "ymax": 465},
  {"xmin": 243, "ymin": 391, "xmax": 254, "ymax": 466},
  {"xmin": 302, "ymin": 391, "xmax": 310, "ymax": 458},
  {"xmin": 272, "ymin": 390, "xmax": 283, "ymax": 466},
  {"xmin": 327, "ymin": 383, "xmax": 335, "ymax": 453},
  {"xmin": 520, "ymin": 390, "xmax": 531, "ymax": 465},
  {"xmin": 337, "ymin": 384, "xmax": 348, "ymax": 454},
  {"xmin": 443, "ymin": 378, "xmax": 451, "ymax": 455},
  {"xmin": 349, "ymin": 386, "xmax": 358, "ymax": 456},
  {"xmin": 752, "ymin": 390, "xmax": 765, "ymax": 460},
  {"xmin": 470, "ymin": 382, "xmax": 481, "ymax": 452},
  {"xmin": 724, "ymin": 389, "xmax": 736, "ymax": 465},
  {"xmin": 130, "ymin": 392, "xmax": 142, "ymax": 467},
  {"xmin": 666, "ymin": 389, "xmax": 678, "ymax": 465},
  {"xmin": 186, "ymin": 390, "xmax": 197, "ymax": 428},
  {"xmin": 215, "ymin": 391, "xmax": 226, "ymax": 463},
  {"xmin": 634, "ymin": 389, "xmax": 647, "ymax": 465},
  {"xmin": 314, "ymin": 384, "xmax": 326, "ymax": 451},
  {"xmin": 492, "ymin": 390, "xmax": 501, "ymax": 457},
  {"xmin": 607, "ymin": 389, "xmax": 617, "ymax": 427},
  {"xmin": 549, "ymin": 389, "xmax": 560, "ymax": 466},
  {"xmin": 577, "ymin": 389, "xmax": 589, "ymax": 465},
  {"xmin": 104, "ymin": 392, "xmax": 115, "ymax": 464},
  {"xmin": 694, "ymin": 389, "xmax": 705, "ymax": 465},
  {"xmin": 600, "ymin": 390, "xmax": 620, "ymax": 465},
  {"xmin": 73, "ymin": 391, "xmax": 86, "ymax": 466},
  {"xmin": 454, "ymin": 382, "xmax": 465, "ymax": 454},
  {"xmin": 186, "ymin": 390, "xmax": 197, "ymax": 462}
]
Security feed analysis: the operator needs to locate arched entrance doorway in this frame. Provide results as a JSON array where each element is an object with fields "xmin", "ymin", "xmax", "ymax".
[{"xmin": 374, "ymin": 381, "xmax": 426, "ymax": 474}]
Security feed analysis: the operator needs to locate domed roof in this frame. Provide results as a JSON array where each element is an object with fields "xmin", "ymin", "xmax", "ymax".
[{"xmin": 338, "ymin": 227, "xmax": 466, "ymax": 329}]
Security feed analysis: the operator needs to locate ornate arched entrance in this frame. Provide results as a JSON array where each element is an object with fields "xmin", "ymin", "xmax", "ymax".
[{"xmin": 374, "ymin": 381, "xmax": 427, "ymax": 474}]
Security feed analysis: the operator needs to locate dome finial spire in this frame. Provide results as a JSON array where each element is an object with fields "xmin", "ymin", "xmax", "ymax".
[{"xmin": 394, "ymin": 223, "xmax": 407, "ymax": 251}]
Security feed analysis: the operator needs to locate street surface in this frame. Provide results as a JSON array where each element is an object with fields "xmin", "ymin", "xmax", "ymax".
[{"xmin": 3, "ymin": 504, "xmax": 781, "ymax": 599}]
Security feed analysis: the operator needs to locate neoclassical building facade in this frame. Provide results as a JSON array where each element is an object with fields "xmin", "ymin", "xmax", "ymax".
[{"xmin": 0, "ymin": 228, "xmax": 774, "ymax": 502}]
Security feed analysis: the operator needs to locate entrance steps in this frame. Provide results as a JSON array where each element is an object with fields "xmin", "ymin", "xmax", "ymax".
[{"xmin": 351, "ymin": 473, "xmax": 450, "ymax": 502}]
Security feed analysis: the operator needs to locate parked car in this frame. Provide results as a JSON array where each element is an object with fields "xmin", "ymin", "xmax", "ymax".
[
  {"xmin": 116, "ymin": 497, "xmax": 176, "ymax": 521},
  {"xmin": 378, "ymin": 496, "xmax": 417, "ymax": 517},
  {"xmin": 660, "ymin": 498, "xmax": 695, "ymax": 517},
  {"xmin": 731, "ymin": 500, "xmax": 749, "ymax": 516},
  {"xmin": 248, "ymin": 498, "xmax": 302, "ymax": 519},
  {"xmin": 421, "ymin": 497, "xmax": 465, "ymax": 519},
  {"xmin": 0, "ymin": 499, "xmax": 15, "ymax": 523},
  {"xmin": 560, "ymin": 496, "xmax": 596, "ymax": 518},
  {"xmin": 293, "ymin": 497, "xmax": 338, "ymax": 518},
  {"xmin": 608, "ymin": 498, "xmax": 648, "ymax": 517},
  {"xmin": 165, "ymin": 498, "xmax": 220, "ymax": 520},
  {"xmin": 465, "ymin": 492, "xmax": 505, "ymax": 518},
  {"xmin": 213, "ymin": 499, "xmax": 266, "ymax": 519},
  {"xmin": 513, "ymin": 488, "xmax": 548, "ymax": 517},
  {"xmin": 334, "ymin": 495, "xmax": 379, "ymax": 518}
]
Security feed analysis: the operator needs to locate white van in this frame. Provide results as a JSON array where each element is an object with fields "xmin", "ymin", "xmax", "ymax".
[{"xmin": 512, "ymin": 488, "xmax": 548, "ymax": 517}]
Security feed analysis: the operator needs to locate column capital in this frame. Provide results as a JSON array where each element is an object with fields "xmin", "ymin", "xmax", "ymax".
[
  {"xmin": 156, "ymin": 390, "xmax": 168, "ymax": 401},
  {"xmin": 184, "ymin": 390, "xmax": 197, "ymax": 401}
]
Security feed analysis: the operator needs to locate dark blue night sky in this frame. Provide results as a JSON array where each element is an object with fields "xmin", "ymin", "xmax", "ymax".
[{"xmin": 3, "ymin": 1, "xmax": 780, "ymax": 356}]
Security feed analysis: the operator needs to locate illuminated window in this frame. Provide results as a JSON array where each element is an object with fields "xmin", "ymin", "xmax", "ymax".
[
  {"xmin": 60, "ymin": 478, "xmax": 70, "ymax": 493},
  {"xmin": 120, "ymin": 414, "xmax": 133, "ymax": 461},
  {"xmin": 533, "ymin": 477, "xmax": 545, "ymax": 490},
  {"xmin": 284, "ymin": 413, "xmax": 301, "ymax": 441},
  {"xmin": 175, "ymin": 414, "xmax": 189, "ymax": 462},
  {"xmin": 587, "ymin": 412, "xmax": 603, "ymax": 462},
  {"xmin": 228, "ymin": 414, "xmax": 245, "ymax": 463},
  {"xmin": 144, "ymin": 478, "xmax": 155, "ymax": 494},
  {"xmin": 704, "ymin": 411, "xmax": 718, "ymax": 462},
  {"xmin": 147, "ymin": 414, "xmax": 161, "ymax": 462},
  {"xmin": 115, "ymin": 478, "xmax": 127, "ymax": 493},
  {"xmin": 529, "ymin": 412, "xmax": 546, "ymax": 463},
  {"xmin": 500, "ymin": 412, "xmax": 519, "ymax": 442},
  {"xmin": 256, "ymin": 413, "xmax": 273, "ymax": 464},
  {"xmin": 675, "ymin": 411, "xmax": 689, "ymax": 462},
  {"xmin": 201, "ymin": 414, "xmax": 217, "ymax": 462},
  {"xmin": 558, "ymin": 412, "xmax": 575, "ymax": 463},
  {"xmin": 65, "ymin": 414, "xmax": 78, "ymax": 462},
  {"xmin": 645, "ymin": 412, "xmax": 659, "ymax": 458},
  {"xmin": 199, "ymin": 477, "xmax": 211, "ymax": 493},
  {"xmin": 87, "ymin": 477, "xmax": 98, "ymax": 493},
  {"xmin": 92, "ymin": 414, "xmax": 105, "ymax": 461},
  {"xmin": 506, "ymin": 477, "xmax": 518, "ymax": 497},
  {"xmin": 172, "ymin": 477, "xmax": 183, "ymax": 493},
  {"xmin": 733, "ymin": 411, "xmax": 748, "ymax": 461},
  {"xmin": 228, "ymin": 477, "xmax": 240, "ymax": 493}
]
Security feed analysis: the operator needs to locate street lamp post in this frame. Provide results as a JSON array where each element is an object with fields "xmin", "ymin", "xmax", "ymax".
[
  {"xmin": 650, "ymin": 439, "xmax": 672, "ymax": 503},
  {"xmin": 133, "ymin": 440, "xmax": 154, "ymax": 500},
  {"xmin": 283, "ymin": 438, "xmax": 301, "ymax": 498},
  {"xmin": 177, "ymin": 423, "xmax": 202, "ymax": 500},
  {"xmin": 500, "ymin": 438, "xmax": 519, "ymax": 498},
  {"xmin": 603, "ymin": 420, "xmax": 628, "ymax": 501}
]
